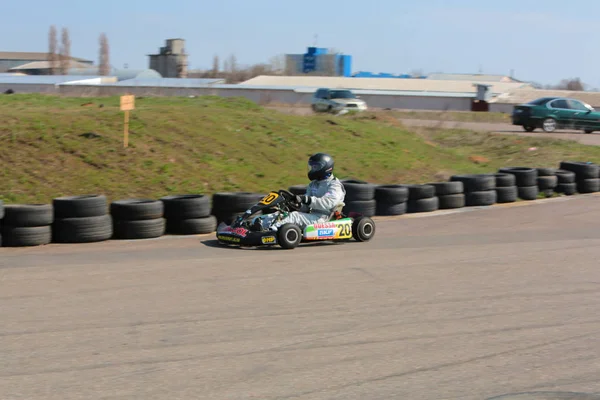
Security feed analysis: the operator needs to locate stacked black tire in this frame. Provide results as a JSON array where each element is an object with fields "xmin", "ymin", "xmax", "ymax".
[
  {"xmin": 341, "ymin": 180, "xmax": 376, "ymax": 217},
  {"xmin": 374, "ymin": 185, "xmax": 409, "ymax": 215},
  {"xmin": 536, "ymin": 168, "xmax": 558, "ymax": 198},
  {"xmin": 498, "ymin": 167, "xmax": 539, "ymax": 201},
  {"xmin": 161, "ymin": 194, "xmax": 217, "ymax": 235},
  {"xmin": 450, "ymin": 174, "xmax": 497, "ymax": 206},
  {"xmin": 555, "ymin": 169, "xmax": 577, "ymax": 195},
  {"xmin": 1, "ymin": 203, "xmax": 53, "ymax": 247},
  {"xmin": 559, "ymin": 161, "xmax": 600, "ymax": 194},
  {"xmin": 493, "ymin": 173, "xmax": 518, "ymax": 203},
  {"xmin": 427, "ymin": 182, "xmax": 465, "ymax": 209},
  {"xmin": 288, "ymin": 185, "xmax": 307, "ymax": 196},
  {"xmin": 405, "ymin": 184, "xmax": 439, "ymax": 213},
  {"xmin": 52, "ymin": 195, "xmax": 113, "ymax": 243},
  {"xmin": 111, "ymin": 199, "xmax": 166, "ymax": 240}
]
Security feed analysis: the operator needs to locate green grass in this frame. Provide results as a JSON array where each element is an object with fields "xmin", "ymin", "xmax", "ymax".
[
  {"xmin": 1, "ymin": 94, "xmax": 599, "ymax": 204},
  {"xmin": 393, "ymin": 110, "xmax": 510, "ymax": 123}
]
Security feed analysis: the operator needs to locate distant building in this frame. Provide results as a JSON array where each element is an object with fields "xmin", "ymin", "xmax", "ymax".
[
  {"xmin": 0, "ymin": 52, "xmax": 93, "ymax": 73},
  {"xmin": 148, "ymin": 39, "xmax": 188, "ymax": 78},
  {"xmin": 285, "ymin": 47, "xmax": 352, "ymax": 77}
]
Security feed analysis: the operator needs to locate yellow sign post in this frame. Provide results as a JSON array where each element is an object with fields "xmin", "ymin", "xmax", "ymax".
[{"xmin": 120, "ymin": 95, "xmax": 135, "ymax": 148}]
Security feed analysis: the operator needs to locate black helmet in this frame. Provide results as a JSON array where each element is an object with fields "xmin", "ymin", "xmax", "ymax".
[{"xmin": 307, "ymin": 153, "xmax": 334, "ymax": 181}]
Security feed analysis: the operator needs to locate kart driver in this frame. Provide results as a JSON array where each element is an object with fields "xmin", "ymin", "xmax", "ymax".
[{"xmin": 256, "ymin": 152, "xmax": 346, "ymax": 231}]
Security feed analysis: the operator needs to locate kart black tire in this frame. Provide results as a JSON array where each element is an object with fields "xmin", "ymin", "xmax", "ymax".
[
  {"xmin": 438, "ymin": 193, "xmax": 465, "ymax": 209},
  {"xmin": 537, "ymin": 176, "xmax": 558, "ymax": 191},
  {"xmin": 0, "ymin": 200, "xmax": 4, "ymax": 220},
  {"xmin": 407, "ymin": 197, "xmax": 439, "ymax": 213},
  {"xmin": 112, "ymin": 218, "xmax": 166, "ymax": 240},
  {"xmin": 494, "ymin": 173, "xmax": 516, "ymax": 187},
  {"xmin": 496, "ymin": 186, "xmax": 518, "ymax": 203},
  {"xmin": 518, "ymin": 185, "xmax": 539, "ymax": 200},
  {"xmin": 577, "ymin": 178, "xmax": 600, "ymax": 193},
  {"xmin": 53, "ymin": 195, "xmax": 108, "ymax": 219},
  {"xmin": 110, "ymin": 199, "xmax": 164, "ymax": 221},
  {"xmin": 536, "ymin": 167, "xmax": 556, "ymax": 177},
  {"xmin": 52, "ymin": 215, "xmax": 113, "ymax": 243},
  {"xmin": 450, "ymin": 174, "xmax": 495, "ymax": 192},
  {"xmin": 498, "ymin": 167, "xmax": 538, "ymax": 187},
  {"xmin": 375, "ymin": 201, "xmax": 407, "ymax": 216},
  {"xmin": 3, "ymin": 204, "xmax": 54, "ymax": 227},
  {"xmin": 288, "ymin": 185, "xmax": 307, "ymax": 196},
  {"xmin": 405, "ymin": 184, "xmax": 436, "ymax": 200},
  {"xmin": 427, "ymin": 181, "xmax": 464, "ymax": 196},
  {"xmin": 556, "ymin": 182, "xmax": 577, "ymax": 195},
  {"xmin": 161, "ymin": 194, "xmax": 211, "ymax": 219},
  {"xmin": 559, "ymin": 161, "xmax": 600, "ymax": 180},
  {"xmin": 555, "ymin": 169, "xmax": 576, "ymax": 183},
  {"xmin": 166, "ymin": 216, "xmax": 217, "ymax": 235},
  {"xmin": 352, "ymin": 216, "xmax": 376, "ymax": 242},
  {"xmin": 340, "ymin": 179, "xmax": 376, "ymax": 201},
  {"xmin": 465, "ymin": 190, "xmax": 497, "ymax": 207},
  {"xmin": 1, "ymin": 225, "xmax": 52, "ymax": 247},
  {"xmin": 277, "ymin": 223, "xmax": 302, "ymax": 249},
  {"xmin": 374, "ymin": 185, "xmax": 409, "ymax": 203}
]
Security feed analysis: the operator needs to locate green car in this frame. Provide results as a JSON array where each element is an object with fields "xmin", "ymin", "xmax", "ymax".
[{"xmin": 512, "ymin": 97, "xmax": 600, "ymax": 133}]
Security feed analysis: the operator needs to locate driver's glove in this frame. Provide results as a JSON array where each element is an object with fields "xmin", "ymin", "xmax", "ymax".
[{"xmin": 295, "ymin": 195, "xmax": 311, "ymax": 205}]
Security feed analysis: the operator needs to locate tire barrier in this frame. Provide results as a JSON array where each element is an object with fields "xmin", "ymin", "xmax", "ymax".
[
  {"xmin": 494, "ymin": 173, "xmax": 518, "ymax": 203},
  {"xmin": 559, "ymin": 161, "xmax": 600, "ymax": 194},
  {"xmin": 3, "ymin": 160, "xmax": 600, "ymax": 247},
  {"xmin": 161, "ymin": 194, "xmax": 217, "ymax": 235},
  {"xmin": 536, "ymin": 168, "xmax": 558, "ymax": 198},
  {"xmin": 1, "ymin": 204, "xmax": 53, "ymax": 247},
  {"xmin": 111, "ymin": 199, "xmax": 166, "ymax": 240},
  {"xmin": 498, "ymin": 167, "xmax": 539, "ymax": 201},
  {"xmin": 341, "ymin": 179, "xmax": 377, "ymax": 217},
  {"xmin": 404, "ymin": 184, "xmax": 439, "ymax": 213},
  {"xmin": 450, "ymin": 174, "xmax": 497, "ymax": 206},
  {"xmin": 51, "ymin": 195, "xmax": 113, "ymax": 243},
  {"xmin": 428, "ymin": 182, "xmax": 465, "ymax": 209},
  {"xmin": 374, "ymin": 185, "xmax": 409, "ymax": 216}
]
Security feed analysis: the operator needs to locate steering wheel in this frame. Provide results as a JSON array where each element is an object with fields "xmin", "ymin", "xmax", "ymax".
[{"xmin": 278, "ymin": 189, "xmax": 303, "ymax": 211}]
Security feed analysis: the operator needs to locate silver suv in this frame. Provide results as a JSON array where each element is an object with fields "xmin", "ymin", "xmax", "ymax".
[{"xmin": 311, "ymin": 88, "xmax": 368, "ymax": 113}]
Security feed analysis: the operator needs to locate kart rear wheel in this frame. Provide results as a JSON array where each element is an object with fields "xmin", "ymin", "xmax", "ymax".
[
  {"xmin": 277, "ymin": 223, "xmax": 302, "ymax": 249},
  {"xmin": 352, "ymin": 216, "xmax": 376, "ymax": 242}
]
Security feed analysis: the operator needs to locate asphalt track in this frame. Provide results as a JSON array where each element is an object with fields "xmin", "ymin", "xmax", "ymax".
[{"xmin": 3, "ymin": 194, "xmax": 600, "ymax": 399}]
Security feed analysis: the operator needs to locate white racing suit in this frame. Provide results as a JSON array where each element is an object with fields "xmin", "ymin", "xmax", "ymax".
[{"xmin": 261, "ymin": 175, "xmax": 346, "ymax": 231}]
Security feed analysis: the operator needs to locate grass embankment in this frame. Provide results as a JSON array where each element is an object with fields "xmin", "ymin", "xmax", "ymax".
[
  {"xmin": 393, "ymin": 110, "xmax": 510, "ymax": 123},
  {"xmin": 2, "ymin": 94, "xmax": 600, "ymax": 204}
]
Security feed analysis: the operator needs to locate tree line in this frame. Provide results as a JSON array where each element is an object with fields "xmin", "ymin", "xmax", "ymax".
[{"xmin": 46, "ymin": 25, "xmax": 110, "ymax": 75}]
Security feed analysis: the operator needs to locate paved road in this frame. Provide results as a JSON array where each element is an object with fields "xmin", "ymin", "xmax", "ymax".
[
  {"xmin": 398, "ymin": 119, "xmax": 600, "ymax": 146},
  {"xmin": 3, "ymin": 196, "xmax": 600, "ymax": 399}
]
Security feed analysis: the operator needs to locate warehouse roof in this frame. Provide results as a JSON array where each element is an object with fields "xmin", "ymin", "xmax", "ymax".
[
  {"xmin": 8, "ymin": 60, "xmax": 94, "ymax": 71},
  {"xmin": 0, "ymin": 75, "xmax": 102, "ymax": 85},
  {"xmin": 491, "ymin": 89, "xmax": 600, "ymax": 108},
  {"xmin": 112, "ymin": 77, "xmax": 225, "ymax": 87},
  {"xmin": 241, "ymin": 75, "xmax": 531, "ymax": 94},
  {"xmin": 426, "ymin": 73, "xmax": 522, "ymax": 83},
  {"xmin": 0, "ymin": 51, "xmax": 92, "ymax": 63}
]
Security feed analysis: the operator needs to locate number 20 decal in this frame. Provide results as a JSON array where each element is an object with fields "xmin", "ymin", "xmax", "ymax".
[
  {"xmin": 260, "ymin": 193, "xmax": 279, "ymax": 205},
  {"xmin": 339, "ymin": 224, "xmax": 351, "ymax": 236}
]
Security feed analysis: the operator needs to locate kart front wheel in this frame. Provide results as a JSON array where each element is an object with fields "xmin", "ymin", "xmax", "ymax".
[
  {"xmin": 352, "ymin": 216, "xmax": 376, "ymax": 242},
  {"xmin": 277, "ymin": 223, "xmax": 302, "ymax": 249}
]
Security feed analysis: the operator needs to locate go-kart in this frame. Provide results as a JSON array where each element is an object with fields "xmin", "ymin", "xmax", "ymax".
[{"xmin": 215, "ymin": 189, "xmax": 375, "ymax": 249}]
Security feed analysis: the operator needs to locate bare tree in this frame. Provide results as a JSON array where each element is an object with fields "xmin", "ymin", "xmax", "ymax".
[
  {"xmin": 59, "ymin": 27, "xmax": 71, "ymax": 74},
  {"xmin": 211, "ymin": 54, "xmax": 220, "ymax": 78},
  {"xmin": 98, "ymin": 33, "xmax": 110, "ymax": 76},
  {"xmin": 553, "ymin": 78, "xmax": 585, "ymax": 91},
  {"xmin": 47, "ymin": 25, "xmax": 58, "ymax": 75}
]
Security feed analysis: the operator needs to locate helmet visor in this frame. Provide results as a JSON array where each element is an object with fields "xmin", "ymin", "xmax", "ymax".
[{"xmin": 308, "ymin": 160, "xmax": 325, "ymax": 173}]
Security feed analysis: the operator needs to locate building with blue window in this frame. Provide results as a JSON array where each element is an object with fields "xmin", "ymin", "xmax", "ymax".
[{"xmin": 284, "ymin": 47, "xmax": 352, "ymax": 77}]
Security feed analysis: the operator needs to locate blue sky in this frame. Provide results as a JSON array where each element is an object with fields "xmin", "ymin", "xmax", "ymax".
[{"xmin": 2, "ymin": 0, "xmax": 599, "ymax": 86}]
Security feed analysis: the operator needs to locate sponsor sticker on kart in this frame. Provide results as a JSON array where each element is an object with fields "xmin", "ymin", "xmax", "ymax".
[
  {"xmin": 217, "ymin": 235, "xmax": 241, "ymax": 243},
  {"xmin": 313, "ymin": 222, "xmax": 336, "ymax": 229},
  {"xmin": 219, "ymin": 226, "xmax": 249, "ymax": 237},
  {"xmin": 261, "ymin": 236, "xmax": 276, "ymax": 244},
  {"xmin": 317, "ymin": 229, "xmax": 335, "ymax": 238}
]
